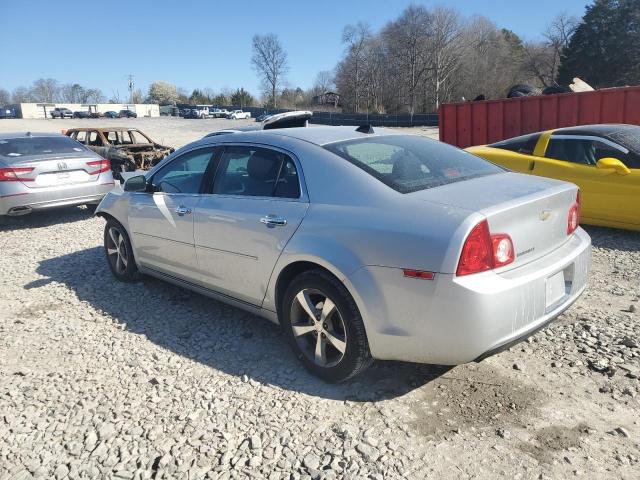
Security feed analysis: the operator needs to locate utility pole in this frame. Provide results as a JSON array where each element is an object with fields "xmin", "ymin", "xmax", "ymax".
[{"xmin": 127, "ymin": 74, "xmax": 135, "ymax": 104}]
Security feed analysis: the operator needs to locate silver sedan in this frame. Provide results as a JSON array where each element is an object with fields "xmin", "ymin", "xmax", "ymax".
[
  {"xmin": 0, "ymin": 132, "xmax": 114, "ymax": 218},
  {"xmin": 96, "ymin": 126, "xmax": 591, "ymax": 382}
]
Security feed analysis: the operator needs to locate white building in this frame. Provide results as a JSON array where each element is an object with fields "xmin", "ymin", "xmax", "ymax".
[{"xmin": 17, "ymin": 103, "xmax": 160, "ymax": 119}]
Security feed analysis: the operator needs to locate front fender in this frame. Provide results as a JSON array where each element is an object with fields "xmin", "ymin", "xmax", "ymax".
[{"xmin": 95, "ymin": 189, "xmax": 130, "ymax": 232}]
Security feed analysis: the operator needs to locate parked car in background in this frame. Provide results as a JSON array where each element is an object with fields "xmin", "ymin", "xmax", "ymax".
[
  {"xmin": 73, "ymin": 111, "xmax": 90, "ymax": 119},
  {"xmin": 206, "ymin": 111, "xmax": 312, "ymax": 137},
  {"xmin": 0, "ymin": 107, "xmax": 17, "ymax": 119},
  {"xmin": 466, "ymin": 124, "xmax": 640, "ymax": 231},
  {"xmin": 228, "ymin": 110, "xmax": 251, "ymax": 120},
  {"xmin": 64, "ymin": 127, "xmax": 174, "ymax": 179},
  {"xmin": 104, "ymin": 111, "xmax": 118, "ymax": 118},
  {"xmin": 50, "ymin": 108, "xmax": 73, "ymax": 119},
  {"xmin": 183, "ymin": 109, "xmax": 199, "ymax": 119},
  {"xmin": 0, "ymin": 133, "xmax": 114, "ymax": 220},
  {"xmin": 211, "ymin": 108, "xmax": 229, "ymax": 118},
  {"xmin": 97, "ymin": 125, "xmax": 590, "ymax": 382},
  {"xmin": 117, "ymin": 109, "xmax": 137, "ymax": 118}
]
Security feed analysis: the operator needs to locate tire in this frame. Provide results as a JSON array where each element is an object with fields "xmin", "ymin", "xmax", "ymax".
[
  {"xmin": 103, "ymin": 219, "xmax": 140, "ymax": 282},
  {"xmin": 507, "ymin": 84, "xmax": 540, "ymax": 98},
  {"xmin": 281, "ymin": 269, "xmax": 372, "ymax": 382}
]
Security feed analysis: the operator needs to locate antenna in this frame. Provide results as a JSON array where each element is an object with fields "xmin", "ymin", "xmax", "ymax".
[{"xmin": 127, "ymin": 74, "xmax": 135, "ymax": 104}]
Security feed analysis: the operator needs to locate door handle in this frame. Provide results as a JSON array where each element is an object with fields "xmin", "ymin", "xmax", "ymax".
[
  {"xmin": 175, "ymin": 206, "xmax": 192, "ymax": 216},
  {"xmin": 260, "ymin": 215, "xmax": 287, "ymax": 227}
]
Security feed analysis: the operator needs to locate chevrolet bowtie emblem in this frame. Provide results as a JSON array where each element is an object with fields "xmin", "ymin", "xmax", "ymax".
[{"xmin": 539, "ymin": 210, "xmax": 552, "ymax": 221}]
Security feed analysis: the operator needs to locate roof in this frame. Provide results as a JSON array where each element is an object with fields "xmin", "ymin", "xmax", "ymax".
[
  {"xmin": 260, "ymin": 125, "xmax": 403, "ymax": 145},
  {"xmin": 65, "ymin": 127, "xmax": 141, "ymax": 132},
  {"xmin": 0, "ymin": 132, "xmax": 64, "ymax": 139},
  {"xmin": 554, "ymin": 124, "xmax": 640, "ymax": 137}
]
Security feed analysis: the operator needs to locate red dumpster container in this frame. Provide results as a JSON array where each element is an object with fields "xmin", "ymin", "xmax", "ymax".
[{"xmin": 439, "ymin": 85, "xmax": 640, "ymax": 148}]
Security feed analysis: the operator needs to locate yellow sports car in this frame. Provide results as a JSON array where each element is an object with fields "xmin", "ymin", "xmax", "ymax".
[{"xmin": 466, "ymin": 124, "xmax": 640, "ymax": 231}]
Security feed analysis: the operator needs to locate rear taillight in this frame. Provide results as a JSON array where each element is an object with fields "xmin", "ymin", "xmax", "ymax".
[
  {"xmin": 86, "ymin": 159, "xmax": 110, "ymax": 175},
  {"xmin": 567, "ymin": 190, "xmax": 580, "ymax": 235},
  {"xmin": 0, "ymin": 167, "xmax": 35, "ymax": 182},
  {"xmin": 456, "ymin": 220, "xmax": 515, "ymax": 276}
]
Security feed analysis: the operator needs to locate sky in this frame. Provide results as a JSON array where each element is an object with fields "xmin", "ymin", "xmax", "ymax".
[{"xmin": 0, "ymin": 0, "xmax": 590, "ymax": 100}]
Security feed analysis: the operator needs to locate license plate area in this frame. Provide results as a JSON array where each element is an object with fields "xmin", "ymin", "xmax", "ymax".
[{"xmin": 545, "ymin": 265, "xmax": 574, "ymax": 312}]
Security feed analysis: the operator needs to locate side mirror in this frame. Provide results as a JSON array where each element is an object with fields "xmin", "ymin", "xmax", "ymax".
[
  {"xmin": 596, "ymin": 157, "xmax": 630, "ymax": 175},
  {"xmin": 123, "ymin": 174, "xmax": 148, "ymax": 192}
]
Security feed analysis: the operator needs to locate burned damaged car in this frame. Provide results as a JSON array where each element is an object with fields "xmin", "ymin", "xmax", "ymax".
[{"xmin": 64, "ymin": 127, "xmax": 174, "ymax": 180}]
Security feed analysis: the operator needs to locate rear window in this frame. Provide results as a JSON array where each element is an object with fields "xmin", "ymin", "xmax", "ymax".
[
  {"xmin": 489, "ymin": 133, "xmax": 540, "ymax": 155},
  {"xmin": 0, "ymin": 136, "xmax": 88, "ymax": 158},
  {"xmin": 324, "ymin": 135, "xmax": 502, "ymax": 193}
]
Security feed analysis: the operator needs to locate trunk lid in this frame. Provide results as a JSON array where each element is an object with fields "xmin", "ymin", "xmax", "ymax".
[
  {"xmin": 5, "ymin": 152, "xmax": 104, "ymax": 188},
  {"xmin": 410, "ymin": 172, "xmax": 578, "ymax": 269}
]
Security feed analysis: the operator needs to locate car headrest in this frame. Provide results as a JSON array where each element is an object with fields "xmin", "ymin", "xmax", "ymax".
[{"xmin": 247, "ymin": 154, "xmax": 276, "ymax": 180}]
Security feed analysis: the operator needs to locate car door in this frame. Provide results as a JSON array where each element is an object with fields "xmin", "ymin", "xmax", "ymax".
[
  {"xmin": 128, "ymin": 146, "xmax": 217, "ymax": 281},
  {"xmin": 194, "ymin": 144, "xmax": 309, "ymax": 306},
  {"xmin": 532, "ymin": 135, "xmax": 639, "ymax": 226}
]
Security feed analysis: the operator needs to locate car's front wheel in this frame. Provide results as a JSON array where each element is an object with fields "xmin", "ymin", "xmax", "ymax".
[
  {"xmin": 282, "ymin": 270, "xmax": 372, "ymax": 382},
  {"xmin": 104, "ymin": 219, "xmax": 140, "ymax": 282}
]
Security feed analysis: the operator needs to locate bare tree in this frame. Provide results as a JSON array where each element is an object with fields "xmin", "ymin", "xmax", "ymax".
[
  {"xmin": 12, "ymin": 86, "xmax": 34, "ymax": 103},
  {"xmin": 382, "ymin": 6, "xmax": 431, "ymax": 114},
  {"xmin": 313, "ymin": 70, "xmax": 335, "ymax": 94},
  {"xmin": 427, "ymin": 7, "xmax": 463, "ymax": 110},
  {"xmin": 0, "ymin": 88, "xmax": 10, "ymax": 105},
  {"xmin": 342, "ymin": 22, "xmax": 372, "ymax": 112},
  {"xmin": 251, "ymin": 33, "xmax": 289, "ymax": 108},
  {"xmin": 30, "ymin": 78, "xmax": 60, "ymax": 102}
]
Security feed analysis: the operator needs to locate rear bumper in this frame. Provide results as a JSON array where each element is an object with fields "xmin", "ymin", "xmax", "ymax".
[
  {"xmin": 347, "ymin": 228, "xmax": 591, "ymax": 365},
  {"xmin": 0, "ymin": 181, "xmax": 115, "ymax": 216}
]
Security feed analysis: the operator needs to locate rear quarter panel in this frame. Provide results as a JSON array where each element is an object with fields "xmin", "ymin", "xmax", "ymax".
[{"xmin": 466, "ymin": 146, "xmax": 535, "ymax": 173}]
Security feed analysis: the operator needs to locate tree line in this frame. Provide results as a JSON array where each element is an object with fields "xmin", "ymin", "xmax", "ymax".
[
  {"xmin": 2, "ymin": 1, "xmax": 638, "ymax": 113},
  {"xmin": 250, "ymin": 0, "xmax": 640, "ymax": 113}
]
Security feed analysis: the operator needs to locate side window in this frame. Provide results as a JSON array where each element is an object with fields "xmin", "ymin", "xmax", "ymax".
[
  {"xmin": 130, "ymin": 131, "xmax": 149, "ymax": 144},
  {"xmin": 213, "ymin": 146, "xmax": 300, "ymax": 198},
  {"xmin": 152, "ymin": 148, "xmax": 214, "ymax": 194},
  {"xmin": 546, "ymin": 137, "xmax": 629, "ymax": 166},
  {"xmin": 490, "ymin": 133, "xmax": 540, "ymax": 155},
  {"xmin": 75, "ymin": 132, "xmax": 87, "ymax": 144},
  {"xmin": 88, "ymin": 131, "xmax": 101, "ymax": 146}
]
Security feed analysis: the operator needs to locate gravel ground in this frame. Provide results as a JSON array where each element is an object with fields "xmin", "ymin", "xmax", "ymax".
[{"xmin": 0, "ymin": 119, "xmax": 638, "ymax": 479}]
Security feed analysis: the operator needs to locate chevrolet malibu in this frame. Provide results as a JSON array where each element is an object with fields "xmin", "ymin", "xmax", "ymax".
[
  {"xmin": 0, "ymin": 133, "xmax": 114, "ymax": 220},
  {"xmin": 96, "ymin": 126, "xmax": 591, "ymax": 382}
]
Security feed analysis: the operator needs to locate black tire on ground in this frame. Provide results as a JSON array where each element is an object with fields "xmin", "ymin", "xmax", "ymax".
[
  {"xmin": 103, "ymin": 218, "xmax": 140, "ymax": 282},
  {"xmin": 281, "ymin": 269, "xmax": 373, "ymax": 382}
]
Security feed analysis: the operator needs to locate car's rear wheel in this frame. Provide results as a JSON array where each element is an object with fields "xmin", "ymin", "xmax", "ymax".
[
  {"xmin": 282, "ymin": 270, "xmax": 372, "ymax": 382},
  {"xmin": 104, "ymin": 219, "xmax": 139, "ymax": 282}
]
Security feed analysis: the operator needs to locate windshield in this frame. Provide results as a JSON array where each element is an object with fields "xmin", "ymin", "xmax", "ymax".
[
  {"xmin": 0, "ymin": 136, "xmax": 88, "ymax": 158},
  {"xmin": 325, "ymin": 135, "xmax": 503, "ymax": 193}
]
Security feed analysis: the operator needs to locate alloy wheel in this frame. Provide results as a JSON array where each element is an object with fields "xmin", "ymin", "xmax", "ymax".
[
  {"xmin": 106, "ymin": 226, "xmax": 129, "ymax": 275},
  {"xmin": 290, "ymin": 288, "xmax": 347, "ymax": 368}
]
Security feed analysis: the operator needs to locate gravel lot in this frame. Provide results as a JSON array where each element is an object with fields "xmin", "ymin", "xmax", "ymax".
[{"xmin": 0, "ymin": 119, "xmax": 638, "ymax": 479}]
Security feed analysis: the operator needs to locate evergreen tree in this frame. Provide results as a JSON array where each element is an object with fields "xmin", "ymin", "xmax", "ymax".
[{"xmin": 557, "ymin": 0, "xmax": 640, "ymax": 87}]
